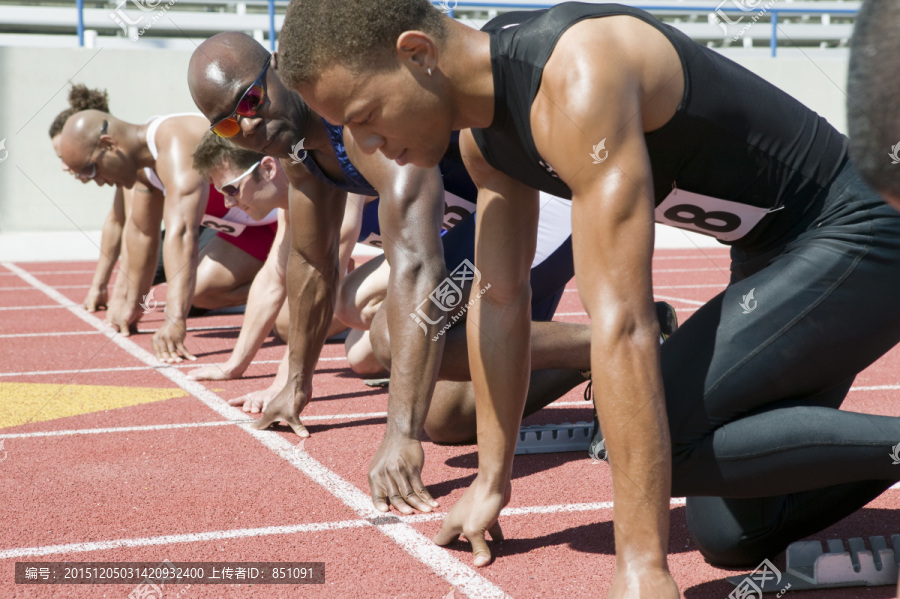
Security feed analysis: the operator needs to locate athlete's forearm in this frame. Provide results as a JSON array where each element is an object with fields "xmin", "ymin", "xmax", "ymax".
[
  {"xmin": 593, "ymin": 323, "xmax": 671, "ymax": 570},
  {"xmin": 121, "ymin": 219, "xmax": 158, "ymax": 307},
  {"xmin": 383, "ymin": 254, "xmax": 447, "ymax": 438},
  {"xmin": 91, "ymin": 204, "xmax": 124, "ymax": 291},
  {"xmin": 224, "ymin": 261, "xmax": 288, "ymax": 376},
  {"xmin": 284, "ymin": 246, "xmax": 338, "ymax": 395},
  {"xmin": 161, "ymin": 226, "xmax": 198, "ymax": 322},
  {"xmin": 468, "ymin": 289, "xmax": 531, "ymax": 488}
]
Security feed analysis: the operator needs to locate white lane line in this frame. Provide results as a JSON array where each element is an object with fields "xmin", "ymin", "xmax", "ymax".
[
  {"xmin": 0, "ymin": 420, "xmax": 251, "ymax": 439},
  {"xmin": 0, "ymin": 330, "xmax": 98, "ymax": 339},
  {"xmin": 0, "ymin": 269, "xmax": 96, "ymax": 276},
  {"xmin": 0, "ymin": 284, "xmax": 90, "ymax": 290},
  {"xmin": 8, "ymin": 379, "xmax": 898, "ymax": 440},
  {"xmin": 0, "ymin": 356, "xmax": 347, "ymax": 378},
  {"xmin": 554, "ymin": 312, "xmax": 587, "ymax": 317},
  {"xmin": 0, "ymin": 412, "xmax": 391, "ymax": 439},
  {"xmin": 0, "ymin": 520, "xmax": 373, "ymax": 560},
  {"xmin": 0, "ymin": 305, "xmax": 66, "ymax": 311},
  {"xmin": 851, "ymin": 384, "xmax": 900, "ymax": 392},
  {"xmin": 0, "ymin": 498, "xmax": 689, "ymax": 560},
  {"xmin": 4, "ymin": 262, "xmax": 508, "ymax": 599},
  {"xmin": 0, "ymin": 325, "xmax": 242, "ymax": 338}
]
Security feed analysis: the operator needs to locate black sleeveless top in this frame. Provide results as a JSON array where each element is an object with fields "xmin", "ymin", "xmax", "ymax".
[{"xmin": 471, "ymin": 3, "xmax": 847, "ymax": 245}]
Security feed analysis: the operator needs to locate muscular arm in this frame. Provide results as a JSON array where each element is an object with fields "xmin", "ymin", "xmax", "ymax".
[
  {"xmin": 189, "ymin": 208, "xmax": 291, "ymax": 380},
  {"xmin": 154, "ymin": 119, "xmax": 210, "ymax": 362},
  {"xmin": 84, "ymin": 185, "xmax": 126, "ymax": 312},
  {"xmin": 110, "ymin": 182, "xmax": 163, "ymax": 334},
  {"xmin": 526, "ymin": 18, "xmax": 680, "ymax": 595},
  {"xmin": 434, "ymin": 131, "xmax": 538, "ymax": 562},
  {"xmin": 348, "ymin": 140, "xmax": 448, "ymax": 514},
  {"xmin": 254, "ymin": 162, "xmax": 350, "ymax": 436}
]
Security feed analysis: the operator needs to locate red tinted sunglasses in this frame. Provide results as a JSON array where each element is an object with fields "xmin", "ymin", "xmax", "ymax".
[{"xmin": 210, "ymin": 56, "xmax": 270, "ymax": 138}]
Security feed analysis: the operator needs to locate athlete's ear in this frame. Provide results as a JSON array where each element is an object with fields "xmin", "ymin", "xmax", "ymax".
[
  {"xmin": 396, "ymin": 31, "xmax": 438, "ymax": 76},
  {"xmin": 98, "ymin": 133, "xmax": 117, "ymax": 153},
  {"xmin": 260, "ymin": 155, "xmax": 279, "ymax": 181}
]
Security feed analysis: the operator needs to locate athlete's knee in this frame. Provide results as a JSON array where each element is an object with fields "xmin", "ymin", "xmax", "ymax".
[
  {"xmin": 335, "ymin": 280, "xmax": 359, "ymax": 327},
  {"xmin": 368, "ymin": 310, "xmax": 392, "ymax": 370},
  {"xmin": 686, "ymin": 498, "xmax": 782, "ymax": 568},
  {"xmin": 691, "ymin": 529, "xmax": 774, "ymax": 569},
  {"xmin": 345, "ymin": 330, "xmax": 386, "ymax": 376},
  {"xmin": 424, "ymin": 382, "xmax": 477, "ymax": 445},
  {"xmin": 424, "ymin": 418, "xmax": 476, "ymax": 446}
]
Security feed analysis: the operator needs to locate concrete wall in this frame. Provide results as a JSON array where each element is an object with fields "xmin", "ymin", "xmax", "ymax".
[
  {"xmin": 0, "ymin": 45, "xmax": 198, "ymax": 235},
  {"xmin": 0, "ymin": 45, "xmax": 850, "ymax": 237}
]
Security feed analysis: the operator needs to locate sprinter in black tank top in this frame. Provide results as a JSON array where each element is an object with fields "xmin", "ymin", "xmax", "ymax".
[{"xmin": 281, "ymin": 1, "xmax": 900, "ymax": 590}]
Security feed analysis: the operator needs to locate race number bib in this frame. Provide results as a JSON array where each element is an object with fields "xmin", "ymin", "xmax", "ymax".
[
  {"xmin": 200, "ymin": 213, "xmax": 247, "ymax": 237},
  {"xmin": 442, "ymin": 191, "xmax": 477, "ymax": 232},
  {"xmin": 655, "ymin": 188, "xmax": 771, "ymax": 242}
]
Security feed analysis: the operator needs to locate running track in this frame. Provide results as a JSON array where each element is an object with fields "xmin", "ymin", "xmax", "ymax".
[{"xmin": 0, "ymin": 249, "xmax": 898, "ymax": 598}]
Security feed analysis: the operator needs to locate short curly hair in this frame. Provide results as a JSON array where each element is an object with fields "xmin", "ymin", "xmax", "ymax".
[
  {"xmin": 278, "ymin": 0, "xmax": 446, "ymax": 88},
  {"xmin": 192, "ymin": 131, "xmax": 267, "ymax": 180},
  {"xmin": 48, "ymin": 84, "xmax": 109, "ymax": 138}
]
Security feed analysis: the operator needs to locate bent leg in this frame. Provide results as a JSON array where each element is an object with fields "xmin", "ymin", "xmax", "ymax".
[
  {"xmin": 335, "ymin": 255, "xmax": 388, "ymax": 329},
  {"xmin": 664, "ymin": 166, "xmax": 900, "ymax": 560},
  {"xmin": 345, "ymin": 328, "xmax": 388, "ymax": 376},
  {"xmin": 193, "ymin": 235, "xmax": 264, "ymax": 309},
  {"xmin": 686, "ymin": 481, "xmax": 894, "ymax": 567},
  {"xmin": 424, "ymin": 368, "xmax": 587, "ymax": 445}
]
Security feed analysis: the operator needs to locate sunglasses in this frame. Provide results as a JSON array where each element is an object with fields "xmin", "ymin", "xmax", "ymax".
[
  {"xmin": 75, "ymin": 120, "xmax": 108, "ymax": 181},
  {"xmin": 216, "ymin": 160, "xmax": 261, "ymax": 197},
  {"xmin": 210, "ymin": 56, "xmax": 271, "ymax": 138}
]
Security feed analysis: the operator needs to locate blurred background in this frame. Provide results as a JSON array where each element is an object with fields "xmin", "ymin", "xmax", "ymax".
[{"xmin": 0, "ymin": 0, "xmax": 860, "ymax": 258}]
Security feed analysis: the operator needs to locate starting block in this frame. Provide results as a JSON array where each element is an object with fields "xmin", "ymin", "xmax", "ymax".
[
  {"xmin": 514, "ymin": 421, "xmax": 595, "ymax": 455},
  {"xmin": 727, "ymin": 535, "xmax": 900, "ymax": 593}
]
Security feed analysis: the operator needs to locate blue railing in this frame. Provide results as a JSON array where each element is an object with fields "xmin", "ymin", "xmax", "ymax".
[{"xmin": 73, "ymin": 1, "xmax": 859, "ymax": 58}]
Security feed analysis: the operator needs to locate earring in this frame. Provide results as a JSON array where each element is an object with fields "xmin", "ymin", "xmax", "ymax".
[{"xmin": 427, "ymin": 67, "xmax": 433, "ymax": 76}]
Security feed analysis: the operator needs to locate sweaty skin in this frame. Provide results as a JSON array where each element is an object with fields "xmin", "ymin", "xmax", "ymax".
[
  {"xmin": 52, "ymin": 133, "xmax": 127, "ymax": 313},
  {"xmin": 188, "ymin": 34, "xmax": 452, "ymax": 515},
  {"xmin": 293, "ymin": 14, "xmax": 679, "ymax": 594},
  {"xmin": 187, "ymin": 156, "xmax": 363, "ymax": 412},
  {"xmin": 58, "ymin": 110, "xmax": 258, "ymax": 363}
]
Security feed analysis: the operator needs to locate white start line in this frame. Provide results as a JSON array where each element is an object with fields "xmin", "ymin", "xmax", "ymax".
[{"xmin": 1, "ymin": 262, "xmax": 509, "ymax": 599}]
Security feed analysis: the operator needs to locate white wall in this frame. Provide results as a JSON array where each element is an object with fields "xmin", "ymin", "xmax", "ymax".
[
  {"xmin": 0, "ymin": 45, "xmax": 850, "ymax": 239},
  {"xmin": 0, "ymin": 45, "xmax": 198, "ymax": 235}
]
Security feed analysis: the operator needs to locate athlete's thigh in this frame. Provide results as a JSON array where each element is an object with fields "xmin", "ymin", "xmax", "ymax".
[
  {"xmin": 662, "ymin": 204, "xmax": 900, "ymax": 444},
  {"xmin": 196, "ymin": 235, "xmax": 264, "ymax": 292}
]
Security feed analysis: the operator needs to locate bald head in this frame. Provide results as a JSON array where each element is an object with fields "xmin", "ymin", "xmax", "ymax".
[
  {"xmin": 189, "ymin": 32, "xmax": 271, "ymax": 119},
  {"xmin": 58, "ymin": 109, "xmax": 111, "ymax": 171}
]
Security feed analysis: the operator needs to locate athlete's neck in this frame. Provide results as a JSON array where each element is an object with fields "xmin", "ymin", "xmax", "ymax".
[
  {"xmin": 442, "ymin": 19, "xmax": 495, "ymax": 130},
  {"xmin": 293, "ymin": 94, "xmax": 329, "ymax": 152},
  {"xmin": 131, "ymin": 121, "xmax": 155, "ymax": 168}
]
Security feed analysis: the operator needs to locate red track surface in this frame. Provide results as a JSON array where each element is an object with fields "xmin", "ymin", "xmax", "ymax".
[{"xmin": 0, "ymin": 250, "xmax": 898, "ymax": 598}]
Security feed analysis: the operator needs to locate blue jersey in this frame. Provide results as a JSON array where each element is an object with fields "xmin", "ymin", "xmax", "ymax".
[{"xmin": 298, "ymin": 119, "xmax": 478, "ymax": 246}]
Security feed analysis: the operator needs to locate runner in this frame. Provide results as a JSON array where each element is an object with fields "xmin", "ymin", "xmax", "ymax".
[
  {"xmin": 188, "ymin": 33, "xmax": 604, "ymax": 517},
  {"xmin": 57, "ymin": 109, "xmax": 277, "ymax": 362},
  {"xmin": 279, "ymin": 1, "xmax": 900, "ymax": 589}
]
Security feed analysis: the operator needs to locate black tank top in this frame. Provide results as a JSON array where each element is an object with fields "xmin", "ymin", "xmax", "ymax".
[{"xmin": 471, "ymin": 3, "xmax": 848, "ymax": 245}]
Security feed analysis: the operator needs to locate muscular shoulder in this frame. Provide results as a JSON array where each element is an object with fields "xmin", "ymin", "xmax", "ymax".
[
  {"xmin": 155, "ymin": 115, "xmax": 208, "ymax": 155},
  {"xmin": 154, "ymin": 115, "xmax": 209, "ymax": 188},
  {"xmin": 535, "ymin": 16, "xmax": 681, "ymax": 138}
]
